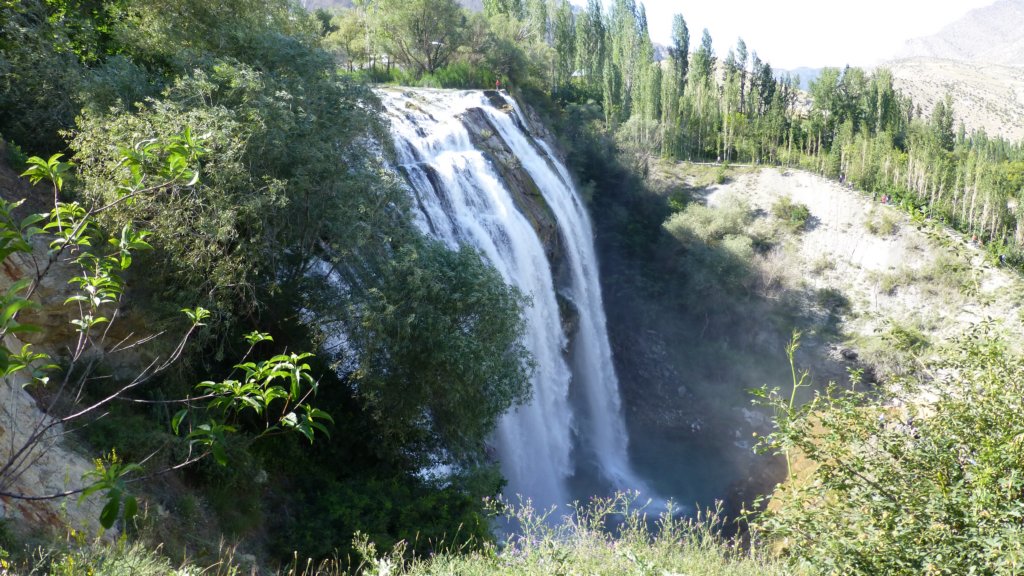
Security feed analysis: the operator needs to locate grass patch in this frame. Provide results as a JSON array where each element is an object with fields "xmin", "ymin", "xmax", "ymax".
[
  {"xmin": 863, "ymin": 207, "xmax": 899, "ymax": 236},
  {"xmin": 809, "ymin": 254, "xmax": 836, "ymax": 274},
  {"xmin": 854, "ymin": 317, "xmax": 933, "ymax": 377},
  {"xmin": 349, "ymin": 494, "xmax": 797, "ymax": 576},
  {"xmin": 4, "ymin": 496, "xmax": 799, "ymax": 576},
  {"xmin": 872, "ymin": 250, "xmax": 975, "ymax": 298}
]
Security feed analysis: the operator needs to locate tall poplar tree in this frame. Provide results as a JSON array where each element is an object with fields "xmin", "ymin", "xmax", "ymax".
[
  {"xmin": 669, "ymin": 14, "xmax": 689, "ymax": 97},
  {"xmin": 552, "ymin": 0, "xmax": 575, "ymax": 91},
  {"xmin": 574, "ymin": 0, "xmax": 604, "ymax": 96},
  {"xmin": 691, "ymin": 28, "xmax": 715, "ymax": 87},
  {"xmin": 736, "ymin": 37, "xmax": 748, "ymax": 112}
]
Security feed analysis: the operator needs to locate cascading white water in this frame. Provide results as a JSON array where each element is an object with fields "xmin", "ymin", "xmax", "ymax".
[{"xmin": 380, "ymin": 88, "xmax": 647, "ymax": 509}]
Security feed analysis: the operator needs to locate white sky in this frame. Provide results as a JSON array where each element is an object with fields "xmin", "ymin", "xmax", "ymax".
[{"xmin": 616, "ymin": 0, "xmax": 995, "ymax": 70}]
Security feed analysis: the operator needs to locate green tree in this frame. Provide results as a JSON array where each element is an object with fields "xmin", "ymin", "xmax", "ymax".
[
  {"xmin": 2, "ymin": 146, "xmax": 329, "ymax": 531},
  {"xmin": 378, "ymin": 0, "xmax": 466, "ymax": 74},
  {"xmin": 324, "ymin": 10, "xmax": 370, "ymax": 70},
  {"xmin": 483, "ymin": 0, "xmax": 522, "ymax": 18},
  {"xmin": 691, "ymin": 28, "xmax": 715, "ymax": 88},
  {"xmin": 345, "ymin": 241, "xmax": 532, "ymax": 463},
  {"xmin": 552, "ymin": 0, "xmax": 575, "ymax": 92},
  {"xmin": 573, "ymin": 0, "xmax": 604, "ymax": 97},
  {"xmin": 736, "ymin": 37, "xmax": 748, "ymax": 112},
  {"xmin": 931, "ymin": 93, "xmax": 956, "ymax": 152},
  {"xmin": 669, "ymin": 14, "xmax": 690, "ymax": 98}
]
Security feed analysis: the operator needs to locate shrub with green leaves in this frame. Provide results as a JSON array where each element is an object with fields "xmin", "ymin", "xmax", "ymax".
[
  {"xmin": 864, "ymin": 207, "xmax": 899, "ymax": 236},
  {"xmin": 1, "ymin": 148, "xmax": 329, "ymax": 533},
  {"xmin": 664, "ymin": 194, "xmax": 753, "ymax": 245},
  {"xmin": 754, "ymin": 323, "xmax": 1024, "ymax": 575},
  {"xmin": 663, "ymin": 195, "xmax": 757, "ymax": 300},
  {"xmin": 771, "ymin": 196, "xmax": 811, "ymax": 232}
]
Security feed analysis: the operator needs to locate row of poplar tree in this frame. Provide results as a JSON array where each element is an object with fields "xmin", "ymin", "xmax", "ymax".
[{"xmin": 323, "ymin": 0, "xmax": 1024, "ymax": 258}]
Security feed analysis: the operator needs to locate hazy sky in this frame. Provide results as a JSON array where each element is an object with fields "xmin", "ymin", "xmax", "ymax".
[{"xmin": 622, "ymin": 0, "xmax": 995, "ymax": 70}]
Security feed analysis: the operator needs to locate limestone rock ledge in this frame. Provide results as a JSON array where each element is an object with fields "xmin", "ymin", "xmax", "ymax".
[
  {"xmin": 0, "ymin": 172, "xmax": 109, "ymax": 537},
  {"xmin": 457, "ymin": 98, "xmax": 584, "ymax": 346}
]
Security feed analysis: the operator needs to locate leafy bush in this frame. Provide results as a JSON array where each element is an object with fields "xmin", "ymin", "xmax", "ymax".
[
  {"xmin": 770, "ymin": 196, "xmax": 811, "ymax": 231},
  {"xmin": 882, "ymin": 319, "xmax": 930, "ymax": 353},
  {"xmin": 1, "ymin": 136, "xmax": 27, "ymax": 171},
  {"xmin": 664, "ymin": 194, "xmax": 752, "ymax": 245},
  {"xmin": 0, "ymin": 0, "xmax": 85, "ymax": 154},
  {"xmin": 713, "ymin": 163, "xmax": 728, "ymax": 184},
  {"xmin": 661, "ymin": 195, "xmax": 759, "ymax": 303},
  {"xmin": 816, "ymin": 286, "xmax": 850, "ymax": 313},
  {"xmin": 755, "ymin": 324, "xmax": 1024, "ymax": 575}
]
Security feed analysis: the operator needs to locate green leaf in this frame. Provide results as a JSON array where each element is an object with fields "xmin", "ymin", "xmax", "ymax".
[
  {"xmin": 19, "ymin": 212, "xmax": 46, "ymax": 231},
  {"xmin": 182, "ymin": 307, "xmax": 210, "ymax": 325},
  {"xmin": 99, "ymin": 496, "xmax": 119, "ymax": 529},
  {"xmin": 1, "ymin": 298, "xmax": 37, "ymax": 325},
  {"xmin": 123, "ymin": 495, "xmax": 138, "ymax": 524},
  {"xmin": 171, "ymin": 409, "xmax": 188, "ymax": 435},
  {"xmin": 7, "ymin": 323, "xmax": 42, "ymax": 334},
  {"xmin": 5, "ymin": 277, "xmax": 32, "ymax": 297},
  {"xmin": 243, "ymin": 331, "xmax": 273, "ymax": 345},
  {"xmin": 211, "ymin": 442, "xmax": 228, "ymax": 466}
]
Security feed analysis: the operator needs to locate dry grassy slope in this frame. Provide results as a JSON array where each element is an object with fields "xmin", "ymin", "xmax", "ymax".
[
  {"xmin": 884, "ymin": 58, "xmax": 1024, "ymax": 141},
  {"xmin": 708, "ymin": 167, "xmax": 1024, "ymax": 369}
]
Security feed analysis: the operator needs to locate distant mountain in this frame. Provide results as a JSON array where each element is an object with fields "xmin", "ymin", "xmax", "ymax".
[
  {"xmin": 897, "ymin": 0, "xmax": 1024, "ymax": 67},
  {"xmin": 882, "ymin": 0, "xmax": 1024, "ymax": 141},
  {"xmin": 885, "ymin": 58, "xmax": 1024, "ymax": 141}
]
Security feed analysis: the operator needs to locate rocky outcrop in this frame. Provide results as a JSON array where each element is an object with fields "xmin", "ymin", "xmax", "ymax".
[
  {"xmin": 459, "ymin": 105, "xmax": 564, "ymax": 273},
  {"xmin": 457, "ymin": 96, "xmax": 591, "ymax": 360},
  {"xmin": 555, "ymin": 292, "xmax": 579, "ymax": 344},
  {"xmin": 0, "ymin": 163, "xmax": 110, "ymax": 537},
  {"xmin": 0, "ymin": 334, "xmax": 107, "ymax": 536}
]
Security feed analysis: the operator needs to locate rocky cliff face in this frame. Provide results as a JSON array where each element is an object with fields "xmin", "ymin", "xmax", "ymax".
[
  {"xmin": 0, "ymin": 155, "xmax": 110, "ymax": 537},
  {"xmin": 456, "ymin": 94, "xmax": 584, "ymax": 339},
  {"xmin": 458, "ymin": 101, "xmax": 563, "ymax": 270}
]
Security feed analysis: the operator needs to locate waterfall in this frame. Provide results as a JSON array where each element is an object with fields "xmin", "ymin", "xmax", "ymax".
[{"xmin": 380, "ymin": 88, "xmax": 647, "ymax": 509}]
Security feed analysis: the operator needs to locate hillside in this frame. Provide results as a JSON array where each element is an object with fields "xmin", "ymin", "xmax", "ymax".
[
  {"xmin": 633, "ymin": 160, "xmax": 1024, "ymax": 516},
  {"xmin": 886, "ymin": 58, "xmax": 1024, "ymax": 141},
  {"xmin": 706, "ymin": 167, "xmax": 1024, "ymax": 357}
]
